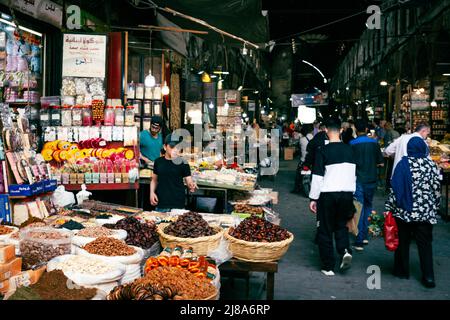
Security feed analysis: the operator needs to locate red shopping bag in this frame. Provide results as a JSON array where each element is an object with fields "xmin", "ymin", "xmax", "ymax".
[{"xmin": 384, "ymin": 211, "xmax": 399, "ymax": 251}]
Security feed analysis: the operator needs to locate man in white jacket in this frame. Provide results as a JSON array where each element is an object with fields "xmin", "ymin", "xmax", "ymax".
[{"xmin": 384, "ymin": 122, "xmax": 431, "ymax": 177}]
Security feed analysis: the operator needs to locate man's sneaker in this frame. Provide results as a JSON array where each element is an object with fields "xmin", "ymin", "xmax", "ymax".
[
  {"xmin": 340, "ymin": 250, "xmax": 352, "ymax": 270},
  {"xmin": 352, "ymin": 244, "xmax": 364, "ymax": 251},
  {"xmin": 321, "ymin": 270, "xmax": 335, "ymax": 276},
  {"xmin": 363, "ymin": 240, "xmax": 369, "ymax": 245}
]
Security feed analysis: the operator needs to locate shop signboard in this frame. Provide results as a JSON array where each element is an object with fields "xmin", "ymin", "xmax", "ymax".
[
  {"xmin": 291, "ymin": 90, "xmax": 328, "ymax": 107},
  {"xmin": 1, "ymin": 0, "xmax": 63, "ymax": 28},
  {"xmin": 434, "ymin": 86, "xmax": 445, "ymax": 101},
  {"xmin": 62, "ymin": 33, "xmax": 107, "ymax": 78}
]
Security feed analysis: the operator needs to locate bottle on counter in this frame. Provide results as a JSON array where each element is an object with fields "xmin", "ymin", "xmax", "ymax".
[{"xmin": 125, "ymin": 105, "xmax": 135, "ymax": 126}]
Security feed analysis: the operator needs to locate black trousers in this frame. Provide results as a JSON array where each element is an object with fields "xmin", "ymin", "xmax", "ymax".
[
  {"xmin": 317, "ymin": 192, "xmax": 355, "ymax": 271},
  {"xmin": 394, "ymin": 217, "xmax": 434, "ymax": 280}
]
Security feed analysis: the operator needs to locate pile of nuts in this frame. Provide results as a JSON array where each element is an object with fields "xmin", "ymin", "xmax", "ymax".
[
  {"xmin": 91, "ymin": 100, "xmax": 104, "ymax": 122},
  {"xmin": 229, "ymin": 216, "xmax": 290, "ymax": 242},
  {"xmin": 20, "ymin": 229, "xmax": 72, "ymax": 269},
  {"xmin": 164, "ymin": 212, "xmax": 217, "ymax": 238},
  {"xmin": 108, "ymin": 266, "xmax": 216, "ymax": 300},
  {"xmin": 0, "ymin": 225, "xmax": 14, "ymax": 235},
  {"xmin": 77, "ymin": 226, "xmax": 113, "ymax": 238},
  {"xmin": 83, "ymin": 237, "xmax": 136, "ymax": 256},
  {"xmin": 104, "ymin": 217, "xmax": 158, "ymax": 249},
  {"xmin": 234, "ymin": 204, "xmax": 264, "ymax": 215},
  {"xmin": 53, "ymin": 255, "xmax": 115, "ymax": 275}
]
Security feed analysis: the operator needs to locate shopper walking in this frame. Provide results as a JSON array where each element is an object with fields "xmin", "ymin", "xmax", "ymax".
[
  {"xmin": 384, "ymin": 122, "xmax": 431, "ymax": 177},
  {"xmin": 303, "ymin": 122, "xmax": 328, "ymax": 171},
  {"xmin": 150, "ymin": 134, "xmax": 197, "ymax": 211},
  {"xmin": 383, "ymin": 122, "xmax": 400, "ymax": 147},
  {"xmin": 350, "ymin": 120, "xmax": 384, "ymax": 251},
  {"xmin": 291, "ymin": 124, "xmax": 314, "ymax": 194},
  {"xmin": 309, "ymin": 118, "xmax": 356, "ymax": 276},
  {"xmin": 385, "ymin": 137, "xmax": 441, "ymax": 288}
]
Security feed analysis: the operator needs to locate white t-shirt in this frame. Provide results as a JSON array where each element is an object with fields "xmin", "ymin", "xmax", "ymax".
[{"xmin": 384, "ymin": 132, "xmax": 423, "ymax": 177}]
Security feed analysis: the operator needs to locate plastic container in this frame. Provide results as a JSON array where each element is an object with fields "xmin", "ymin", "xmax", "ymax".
[
  {"xmin": 61, "ymin": 105, "xmax": 72, "ymax": 126},
  {"xmin": 39, "ymin": 106, "xmax": 50, "ymax": 127},
  {"xmin": 125, "ymin": 106, "xmax": 135, "ymax": 126},
  {"xmin": 104, "ymin": 106, "xmax": 115, "ymax": 126},
  {"xmin": 50, "ymin": 105, "xmax": 62, "ymax": 126},
  {"xmin": 72, "ymin": 105, "xmax": 83, "ymax": 126},
  {"xmin": 19, "ymin": 227, "xmax": 73, "ymax": 269},
  {"xmin": 82, "ymin": 107, "xmax": 93, "ymax": 126},
  {"xmin": 114, "ymin": 106, "xmax": 124, "ymax": 126}
]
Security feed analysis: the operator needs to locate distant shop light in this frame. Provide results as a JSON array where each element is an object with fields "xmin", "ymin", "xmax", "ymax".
[
  {"xmin": 0, "ymin": 18, "xmax": 42, "ymax": 37},
  {"xmin": 208, "ymin": 102, "xmax": 214, "ymax": 109},
  {"xmin": 1, "ymin": 13, "xmax": 12, "ymax": 21},
  {"xmin": 198, "ymin": 70, "xmax": 205, "ymax": 75},
  {"xmin": 210, "ymin": 75, "xmax": 217, "ymax": 79},
  {"xmin": 443, "ymin": 73, "xmax": 450, "ymax": 76},
  {"xmin": 346, "ymin": 86, "xmax": 350, "ymax": 91},
  {"xmin": 161, "ymin": 81, "xmax": 170, "ymax": 96},
  {"xmin": 380, "ymin": 81, "xmax": 388, "ymax": 86},
  {"xmin": 431, "ymin": 101, "xmax": 437, "ymax": 107},
  {"xmin": 238, "ymin": 86, "xmax": 243, "ymax": 91}
]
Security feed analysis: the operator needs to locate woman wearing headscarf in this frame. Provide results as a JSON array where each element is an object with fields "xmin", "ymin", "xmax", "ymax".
[{"xmin": 385, "ymin": 137, "xmax": 441, "ymax": 288}]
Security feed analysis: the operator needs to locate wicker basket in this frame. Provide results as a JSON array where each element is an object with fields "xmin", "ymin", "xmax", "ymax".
[
  {"xmin": 224, "ymin": 228, "xmax": 294, "ymax": 262},
  {"xmin": 202, "ymin": 289, "xmax": 219, "ymax": 300},
  {"xmin": 157, "ymin": 223, "xmax": 224, "ymax": 256}
]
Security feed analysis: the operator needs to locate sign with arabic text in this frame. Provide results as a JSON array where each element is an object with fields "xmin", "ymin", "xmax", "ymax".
[
  {"xmin": 62, "ymin": 33, "xmax": 107, "ymax": 78},
  {"xmin": 0, "ymin": 0, "xmax": 63, "ymax": 28}
]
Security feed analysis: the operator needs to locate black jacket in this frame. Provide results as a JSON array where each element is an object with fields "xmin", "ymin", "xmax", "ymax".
[
  {"xmin": 304, "ymin": 131, "xmax": 328, "ymax": 170},
  {"xmin": 350, "ymin": 135, "xmax": 384, "ymax": 184}
]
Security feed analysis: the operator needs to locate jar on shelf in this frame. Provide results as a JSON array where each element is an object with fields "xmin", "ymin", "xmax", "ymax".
[
  {"xmin": 125, "ymin": 105, "xmax": 135, "ymax": 126},
  {"xmin": 135, "ymin": 83, "xmax": 144, "ymax": 100},
  {"xmin": 127, "ymin": 82, "xmax": 136, "ymax": 99},
  {"xmin": 133, "ymin": 100, "xmax": 142, "ymax": 115},
  {"xmin": 82, "ymin": 106, "xmax": 93, "ymax": 126},
  {"xmin": 61, "ymin": 105, "xmax": 72, "ymax": 127},
  {"xmin": 50, "ymin": 105, "xmax": 61, "ymax": 126},
  {"xmin": 39, "ymin": 106, "xmax": 50, "ymax": 127},
  {"xmin": 145, "ymin": 86, "xmax": 153, "ymax": 100},
  {"xmin": 143, "ymin": 100, "xmax": 152, "ymax": 115},
  {"xmin": 104, "ymin": 105, "xmax": 115, "ymax": 126},
  {"xmin": 153, "ymin": 85, "xmax": 162, "ymax": 100},
  {"xmin": 115, "ymin": 106, "xmax": 125, "ymax": 126},
  {"xmin": 72, "ymin": 105, "xmax": 83, "ymax": 126}
]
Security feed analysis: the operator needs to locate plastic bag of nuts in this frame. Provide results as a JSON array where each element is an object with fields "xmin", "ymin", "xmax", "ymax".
[{"xmin": 19, "ymin": 227, "xmax": 73, "ymax": 269}]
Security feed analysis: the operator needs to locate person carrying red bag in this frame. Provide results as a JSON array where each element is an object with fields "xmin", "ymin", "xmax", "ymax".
[{"xmin": 385, "ymin": 136, "xmax": 441, "ymax": 288}]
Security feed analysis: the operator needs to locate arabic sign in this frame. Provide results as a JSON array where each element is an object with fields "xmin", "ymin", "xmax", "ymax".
[
  {"xmin": 291, "ymin": 91, "xmax": 328, "ymax": 107},
  {"xmin": 62, "ymin": 33, "xmax": 107, "ymax": 78},
  {"xmin": 1, "ymin": 0, "xmax": 63, "ymax": 28}
]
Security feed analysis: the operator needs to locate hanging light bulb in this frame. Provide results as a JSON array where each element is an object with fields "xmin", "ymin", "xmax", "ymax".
[
  {"xmin": 145, "ymin": 69, "xmax": 156, "ymax": 88},
  {"xmin": 162, "ymin": 81, "xmax": 170, "ymax": 95},
  {"xmin": 208, "ymin": 102, "xmax": 214, "ymax": 109},
  {"xmin": 242, "ymin": 43, "xmax": 248, "ymax": 56}
]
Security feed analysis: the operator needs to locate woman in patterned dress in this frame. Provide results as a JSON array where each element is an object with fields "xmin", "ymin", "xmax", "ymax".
[{"xmin": 385, "ymin": 137, "xmax": 441, "ymax": 288}]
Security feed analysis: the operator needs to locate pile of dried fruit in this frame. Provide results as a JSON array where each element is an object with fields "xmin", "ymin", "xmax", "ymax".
[
  {"xmin": 164, "ymin": 212, "xmax": 216, "ymax": 238},
  {"xmin": 83, "ymin": 237, "xmax": 136, "ymax": 256},
  {"xmin": 233, "ymin": 204, "xmax": 264, "ymax": 215},
  {"xmin": 104, "ymin": 217, "xmax": 158, "ymax": 249},
  {"xmin": 0, "ymin": 225, "xmax": 14, "ymax": 235},
  {"xmin": 229, "ymin": 216, "xmax": 290, "ymax": 242},
  {"xmin": 77, "ymin": 226, "xmax": 113, "ymax": 238}
]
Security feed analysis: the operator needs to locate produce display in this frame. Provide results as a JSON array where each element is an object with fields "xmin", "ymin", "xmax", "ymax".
[
  {"xmin": 229, "ymin": 216, "xmax": 290, "ymax": 242},
  {"xmin": 193, "ymin": 168, "xmax": 257, "ymax": 190},
  {"xmin": 19, "ymin": 217, "xmax": 46, "ymax": 229},
  {"xmin": 77, "ymin": 226, "xmax": 113, "ymax": 238},
  {"xmin": 20, "ymin": 228, "xmax": 72, "ymax": 269},
  {"xmin": 83, "ymin": 237, "xmax": 136, "ymax": 256},
  {"xmin": 0, "ymin": 226, "xmax": 14, "ymax": 236},
  {"xmin": 144, "ymin": 246, "xmax": 217, "ymax": 280},
  {"xmin": 164, "ymin": 212, "xmax": 217, "ymax": 238},
  {"xmin": 107, "ymin": 267, "xmax": 216, "ymax": 300},
  {"xmin": 8, "ymin": 270, "xmax": 97, "ymax": 300},
  {"xmin": 52, "ymin": 255, "xmax": 116, "ymax": 275},
  {"xmin": 103, "ymin": 217, "xmax": 158, "ymax": 249},
  {"xmin": 60, "ymin": 220, "xmax": 85, "ymax": 230},
  {"xmin": 233, "ymin": 204, "xmax": 264, "ymax": 215}
]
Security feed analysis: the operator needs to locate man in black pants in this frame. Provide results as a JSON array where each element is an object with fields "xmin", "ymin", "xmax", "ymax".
[{"xmin": 309, "ymin": 118, "xmax": 356, "ymax": 276}]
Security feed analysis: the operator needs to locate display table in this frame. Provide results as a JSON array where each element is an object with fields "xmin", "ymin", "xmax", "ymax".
[{"xmin": 219, "ymin": 258, "xmax": 278, "ymax": 300}]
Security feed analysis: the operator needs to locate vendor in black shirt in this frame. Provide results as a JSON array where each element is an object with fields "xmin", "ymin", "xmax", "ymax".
[{"xmin": 150, "ymin": 134, "xmax": 197, "ymax": 211}]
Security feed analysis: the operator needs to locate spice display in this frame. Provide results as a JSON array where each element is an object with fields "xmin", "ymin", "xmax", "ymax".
[
  {"xmin": 233, "ymin": 204, "xmax": 264, "ymax": 215},
  {"xmin": 20, "ymin": 228, "xmax": 72, "ymax": 269},
  {"xmin": 50, "ymin": 105, "xmax": 61, "ymax": 126},
  {"xmin": 164, "ymin": 212, "xmax": 217, "ymax": 238},
  {"xmin": 62, "ymin": 78, "xmax": 76, "ymax": 96},
  {"xmin": 0, "ymin": 226, "xmax": 14, "ymax": 235},
  {"xmin": 115, "ymin": 106, "xmax": 125, "ymax": 126},
  {"xmin": 60, "ymin": 220, "xmax": 85, "ymax": 230},
  {"xmin": 125, "ymin": 105, "xmax": 135, "ymax": 126},
  {"xmin": 32, "ymin": 270, "xmax": 97, "ymax": 300},
  {"xmin": 77, "ymin": 226, "xmax": 113, "ymax": 238},
  {"xmin": 52, "ymin": 255, "xmax": 115, "ymax": 275},
  {"xmin": 229, "ymin": 216, "xmax": 290, "ymax": 242},
  {"xmin": 83, "ymin": 237, "xmax": 136, "ymax": 256},
  {"xmin": 7, "ymin": 286, "xmax": 43, "ymax": 300},
  {"xmin": 19, "ymin": 216, "xmax": 46, "ymax": 229},
  {"xmin": 61, "ymin": 105, "xmax": 72, "ymax": 126},
  {"xmin": 103, "ymin": 217, "xmax": 158, "ymax": 249},
  {"xmin": 72, "ymin": 106, "xmax": 83, "ymax": 126}
]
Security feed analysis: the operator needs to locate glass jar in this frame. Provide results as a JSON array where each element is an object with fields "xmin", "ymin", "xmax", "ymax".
[
  {"xmin": 143, "ymin": 100, "xmax": 151, "ymax": 115},
  {"xmin": 145, "ymin": 86, "xmax": 153, "ymax": 100},
  {"xmin": 127, "ymin": 82, "xmax": 136, "ymax": 99},
  {"xmin": 104, "ymin": 106, "xmax": 115, "ymax": 126},
  {"xmin": 61, "ymin": 105, "xmax": 72, "ymax": 126},
  {"xmin": 153, "ymin": 85, "xmax": 162, "ymax": 100},
  {"xmin": 135, "ymin": 83, "xmax": 144, "ymax": 100},
  {"xmin": 50, "ymin": 105, "xmax": 61, "ymax": 126},
  {"xmin": 133, "ymin": 100, "xmax": 142, "ymax": 115},
  {"xmin": 39, "ymin": 106, "xmax": 50, "ymax": 127},
  {"xmin": 115, "ymin": 106, "xmax": 125, "ymax": 126},
  {"xmin": 82, "ymin": 107, "xmax": 93, "ymax": 126},
  {"xmin": 72, "ymin": 105, "xmax": 83, "ymax": 126},
  {"xmin": 125, "ymin": 106, "xmax": 135, "ymax": 126}
]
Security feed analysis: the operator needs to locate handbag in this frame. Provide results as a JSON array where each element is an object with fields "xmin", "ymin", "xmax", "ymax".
[{"xmin": 383, "ymin": 211, "xmax": 399, "ymax": 251}]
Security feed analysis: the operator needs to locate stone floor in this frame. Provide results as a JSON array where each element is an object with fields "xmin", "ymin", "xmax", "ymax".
[{"xmin": 220, "ymin": 160, "xmax": 450, "ymax": 300}]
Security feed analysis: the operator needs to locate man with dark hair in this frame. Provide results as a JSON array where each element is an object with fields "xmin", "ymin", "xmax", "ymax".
[
  {"xmin": 350, "ymin": 120, "xmax": 384, "ymax": 251},
  {"xmin": 303, "ymin": 121, "xmax": 329, "ymax": 172},
  {"xmin": 384, "ymin": 122, "xmax": 431, "ymax": 177},
  {"xmin": 309, "ymin": 117, "xmax": 356, "ymax": 276},
  {"xmin": 140, "ymin": 116, "xmax": 164, "ymax": 165}
]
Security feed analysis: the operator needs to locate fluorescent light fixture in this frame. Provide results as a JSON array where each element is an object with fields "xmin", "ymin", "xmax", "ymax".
[
  {"xmin": 380, "ymin": 81, "xmax": 388, "ymax": 86},
  {"xmin": 238, "ymin": 86, "xmax": 243, "ymax": 91},
  {"xmin": 1, "ymin": 13, "xmax": 12, "ymax": 21},
  {"xmin": 254, "ymin": 91, "xmax": 259, "ymax": 94},
  {"xmin": 198, "ymin": 71, "xmax": 204, "ymax": 75},
  {"xmin": 0, "ymin": 18, "xmax": 42, "ymax": 37},
  {"xmin": 443, "ymin": 73, "xmax": 450, "ymax": 76},
  {"xmin": 213, "ymin": 71, "xmax": 229, "ymax": 75},
  {"xmin": 210, "ymin": 75, "xmax": 217, "ymax": 79},
  {"xmin": 302, "ymin": 60, "xmax": 327, "ymax": 84}
]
